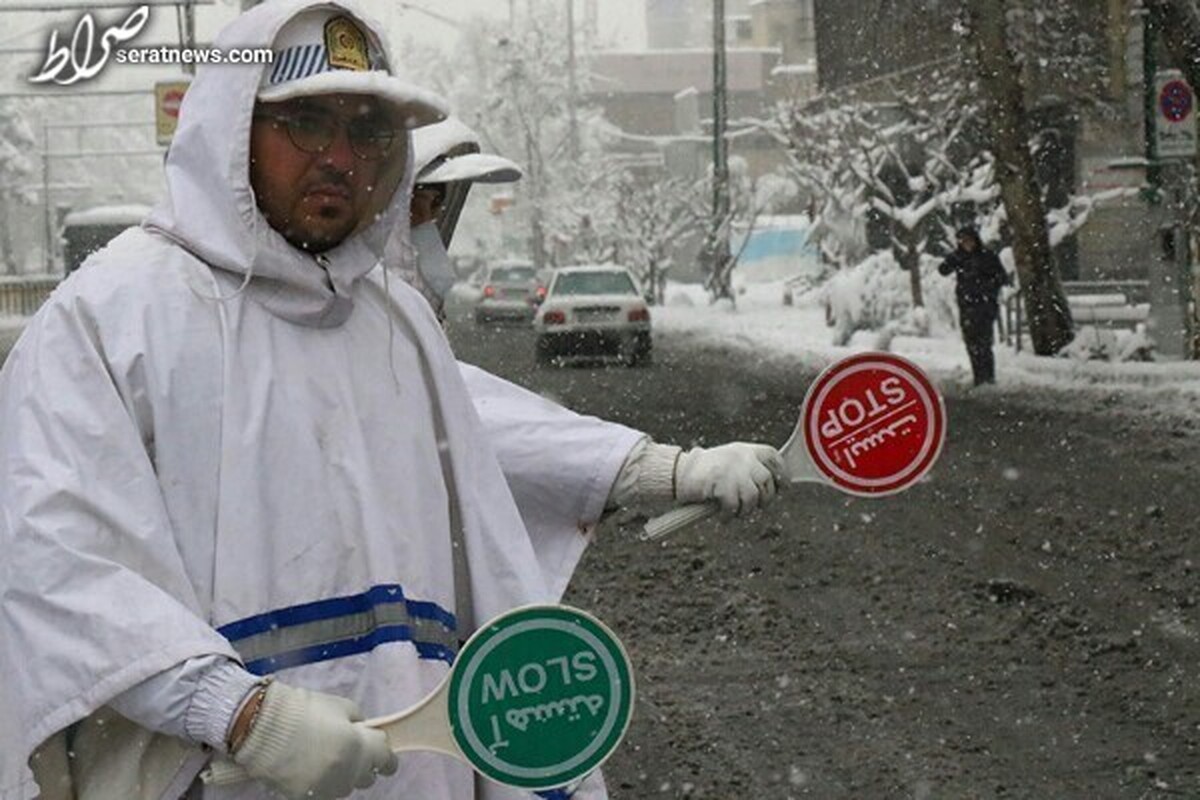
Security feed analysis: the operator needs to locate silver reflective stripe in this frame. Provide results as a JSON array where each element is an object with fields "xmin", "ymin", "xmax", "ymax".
[
  {"xmin": 232, "ymin": 602, "xmax": 459, "ymax": 664},
  {"xmin": 270, "ymin": 43, "xmax": 331, "ymax": 85}
]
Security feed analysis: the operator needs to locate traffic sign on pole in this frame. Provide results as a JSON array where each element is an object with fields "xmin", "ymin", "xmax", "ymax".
[
  {"xmin": 1154, "ymin": 69, "xmax": 1197, "ymax": 160},
  {"xmin": 155, "ymin": 79, "xmax": 190, "ymax": 146}
]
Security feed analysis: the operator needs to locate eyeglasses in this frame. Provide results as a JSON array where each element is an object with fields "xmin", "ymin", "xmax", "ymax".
[{"xmin": 254, "ymin": 106, "xmax": 400, "ymax": 161}]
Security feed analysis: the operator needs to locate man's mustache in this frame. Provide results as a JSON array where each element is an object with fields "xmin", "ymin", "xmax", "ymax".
[{"xmin": 305, "ymin": 166, "xmax": 353, "ymax": 194}]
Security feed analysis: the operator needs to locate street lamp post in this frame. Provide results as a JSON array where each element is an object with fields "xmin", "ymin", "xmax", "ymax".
[
  {"xmin": 178, "ymin": 0, "xmax": 196, "ymax": 75},
  {"xmin": 566, "ymin": 0, "xmax": 580, "ymax": 160}
]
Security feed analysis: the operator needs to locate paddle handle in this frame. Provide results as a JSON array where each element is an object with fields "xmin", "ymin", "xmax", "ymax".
[
  {"xmin": 201, "ymin": 683, "xmax": 459, "ymax": 787},
  {"xmin": 368, "ymin": 681, "xmax": 459, "ymax": 756},
  {"xmin": 640, "ymin": 501, "xmax": 719, "ymax": 541},
  {"xmin": 641, "ymin": 440, "xmax": 825, "ymax": 541}
]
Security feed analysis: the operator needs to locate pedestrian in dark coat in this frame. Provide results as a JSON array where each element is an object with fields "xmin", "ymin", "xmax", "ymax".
[{"xmin": 938, "ymin": 227, "xmax": 1012, "ymax": 385}]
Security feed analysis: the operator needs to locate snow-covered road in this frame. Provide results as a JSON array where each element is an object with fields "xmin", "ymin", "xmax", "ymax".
[{"xmin": 7, "ymin": 280, "xmax": 1200, "ymax": 426}]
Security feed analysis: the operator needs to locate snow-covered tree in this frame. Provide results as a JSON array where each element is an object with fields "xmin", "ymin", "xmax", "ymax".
[
  {"xmin": 702, "ymin": 155, "xmax": 775, "ymax": 306},
  {"xmin": 556, "ymin": 169, "xmax": 707, "ymax": 303},
  {"xmin": 399, "ymin": 8, "xmax": 610, "ymax": 272},
  {"xmin": 1004, "ymin": 0, "xmax": 1113, "ymax": 110},
  {"xmin": 0, "ymin": 102, "xmax": 38, "ymax": 274},
  {"xmin": 766, "ymin": 45, "xmax": 1138, "ymax": 348},
  {"xmin": 765, "ymin": 67, "xmax": 999, "ymax": 314},
  {"xmin": 763, "ymin": 0, "xmax": 1148, "ymax": 350}
]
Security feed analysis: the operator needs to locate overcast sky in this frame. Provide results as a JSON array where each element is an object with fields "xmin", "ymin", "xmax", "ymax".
[
  {"xmin": 0, "ymin": 0, "xmax": 647, "ymax": 94},
  {"xmin": 376, "ymin": 0, "xmax": 648, "ymax": 53}
]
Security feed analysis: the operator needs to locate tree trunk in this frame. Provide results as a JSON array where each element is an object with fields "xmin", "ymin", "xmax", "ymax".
[
  {"xmin": 896, "ymin": 224, "xmax": 924, "ymax": 308},
  {"xmin": 964, "ymin": 0, "xmax": 1074, "ymax": 355},
  {"xmin": 521, "ymin": 121, "xmax": 547, "ymax": 271},
  {"xmin": 905, "ymin": 248, "xmax": 924, "ymax": 308},
  {"xmin": 701, "ymin": 225, "xmax": 735, "ymax": 303}
]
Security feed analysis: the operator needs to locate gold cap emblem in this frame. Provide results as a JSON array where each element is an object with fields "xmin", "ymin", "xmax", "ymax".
[{"xmin": 324, "ymin": 16, "xmax": 369, "ymax": 72}]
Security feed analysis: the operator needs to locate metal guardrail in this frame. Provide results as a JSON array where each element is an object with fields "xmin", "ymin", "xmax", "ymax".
[
  {"xmin": 0, "ymin": 275, "xmax": 59, "ymax": 318},
  {"xmin": 1005, "ymin": 280, "xmax": 1152, "ymax": 352}
]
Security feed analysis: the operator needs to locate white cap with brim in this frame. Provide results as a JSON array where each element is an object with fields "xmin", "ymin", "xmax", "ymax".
[
  {"xmin": 258, "ymin": 8, "xmax": 446, "ymax": 129},
  {"xmin": 418, "ymin": 153, "xmax": 523, "ymax": 185}
]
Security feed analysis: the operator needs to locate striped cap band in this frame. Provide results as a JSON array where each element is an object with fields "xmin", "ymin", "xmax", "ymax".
[
  {"xmin": 268, "ymin": 43, "xmax": 331, "ymax": 86},
  {"xmin": 262, "ymin": 11, "xmax": 388, "ymax": 91},
  {"xmin": 267, "ymin": 43, "xmax": 387, "ymax": 87}
]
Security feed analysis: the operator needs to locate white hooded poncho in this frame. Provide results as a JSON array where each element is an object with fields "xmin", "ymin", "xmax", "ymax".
[{"xmin": 0, "ymin": 1, "xmax": 639, "ymax": 798}]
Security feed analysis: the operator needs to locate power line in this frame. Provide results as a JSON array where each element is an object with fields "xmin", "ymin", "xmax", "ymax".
[
  {"xmin": 0, "ymin": 0, "xmax": 213, "ymax": 11},
  {"xmin": 45, "ymin": 119, "xmax": 153, "ymax": 128},
  {"xmin": 394, "ymin": 2, "xmax": 463, "ymax": 31},
  {"xmin": 45, "ymin": 148, "xmax": 163, "ymax": 157},
  {"xmin": 0, "ymin": 88, "xmax": 154, "ymax": 98},
  {"xmin": 0, "ymin": 21, "xmax": 50, "ymax": 47}
]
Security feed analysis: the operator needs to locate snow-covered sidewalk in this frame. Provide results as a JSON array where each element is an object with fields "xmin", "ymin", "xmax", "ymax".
[{"xmin": 656, "ymin": 281, "xmax": 1200, "ymax": 421}]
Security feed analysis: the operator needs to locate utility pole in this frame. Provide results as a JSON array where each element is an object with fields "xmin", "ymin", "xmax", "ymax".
[
  {"xmin": 1141, "ymin": 2, "xmax": 1160, "ymax": 197},
  {"xmin": 566, "ymin": 0, "xmax": 580, "ymax": 160},
  {"xmin": 709, "ymin": 0, "xmax": 731, "ymax": 295},
  {"xmin": 41, "ymin": 121, "xmax": 52, "ymax": 272},
  {"xmin": 1138, "ymin": 1, "xmax": 1196, "ymax": 358},
  {"xmin": 180, "ymin": 0, "xmax": 197, "ymax": 74}
]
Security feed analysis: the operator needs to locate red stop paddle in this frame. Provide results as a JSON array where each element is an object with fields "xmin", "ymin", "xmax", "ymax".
[{"xmin": 642, "ymin": 352, "xmax": 947, "ymax": 541}]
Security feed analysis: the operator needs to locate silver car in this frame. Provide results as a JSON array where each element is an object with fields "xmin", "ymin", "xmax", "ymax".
[
  {"xmin": 533, "ymin": 265, "xmax": 652, "ymax": 367},
  {"xmin": 474, "ymin": 260, "xmax": 543, "ymax": 325}
]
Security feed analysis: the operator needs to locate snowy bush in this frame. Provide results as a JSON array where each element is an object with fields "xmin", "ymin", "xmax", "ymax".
[
  {"xmin": 1118, "ymin": 328, "xmax": 1156, "ymax": 362},
  {"xmin": 1058, "ymin": 325, "xmax": 1156, "ymax": 363},
  {"xmin": 664, "ymin": 281, "xmax": 701, "ymax": 307},
  {"xmin": 820, "ymin": 251, "xmax": 958, "ymax": 346}
]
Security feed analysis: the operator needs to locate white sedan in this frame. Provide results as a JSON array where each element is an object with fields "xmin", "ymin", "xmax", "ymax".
[{"xmin": 533, "ymin": 265, "xmax": 652, "ymax": 367}]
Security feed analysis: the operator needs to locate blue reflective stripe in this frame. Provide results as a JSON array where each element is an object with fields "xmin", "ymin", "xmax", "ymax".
[
  {"xmin": 219, "ymin": 584, "xmax": 459, "ymax": 675},
  {"xmin": 218, "ymin": 584, "xmax": 456, "ymax": 641},
  {"xmin": 535, "ymin": 790, "xmax": 573, "ymax": 800}
]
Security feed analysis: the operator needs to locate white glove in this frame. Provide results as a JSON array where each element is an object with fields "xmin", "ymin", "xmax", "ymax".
[
  {"xmin": 675, "ymin": 442, "xmax": 785, "ymax": 516},
  {"xmin": 232, "ymin": 682, "xmax": 398, "ymax": 800}
]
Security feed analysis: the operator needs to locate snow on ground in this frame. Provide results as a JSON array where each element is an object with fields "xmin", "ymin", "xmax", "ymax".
[
  {"xmin": 5, "ymin": 279, "xmax": 1200, "ymax": 421},
  {"xmin": 658, "ymin": 280, "xmax": 1200, "ymax": 422}
]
